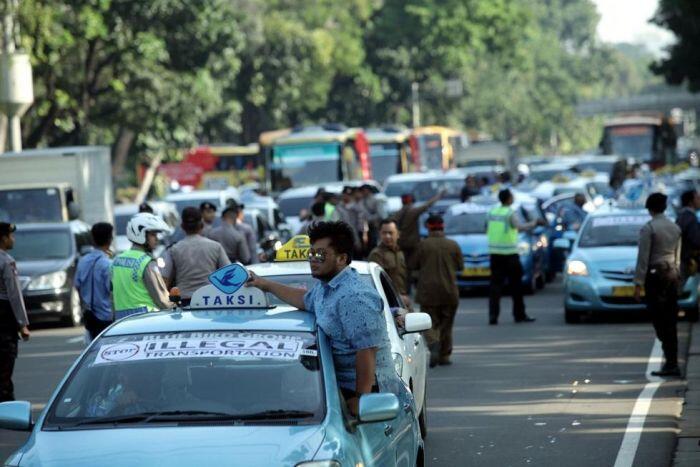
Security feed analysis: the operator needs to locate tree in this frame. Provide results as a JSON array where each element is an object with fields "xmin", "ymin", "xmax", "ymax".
[{"xmin": 652, "ymin": 0, "xmax": 700, "ymax": 91}]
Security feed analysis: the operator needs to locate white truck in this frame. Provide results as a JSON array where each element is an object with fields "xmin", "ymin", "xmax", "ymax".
[{"xmin": 0, "ymin": 146, "xmax": 113, "ymax": 225}]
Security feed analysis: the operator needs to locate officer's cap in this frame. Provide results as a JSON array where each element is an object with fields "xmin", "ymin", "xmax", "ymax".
[
  {"xmin": 199, "ymin": 201, "xmax": 217, "ymax": 212},
  {"xmin": 0, "ymin": 222, "xmax": 16, "ymax": 237}
]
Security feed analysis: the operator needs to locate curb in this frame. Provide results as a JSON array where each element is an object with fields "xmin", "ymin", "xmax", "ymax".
[{"xmin": 674, "ymin": 320, "xmax": 700, "ymax": 466}]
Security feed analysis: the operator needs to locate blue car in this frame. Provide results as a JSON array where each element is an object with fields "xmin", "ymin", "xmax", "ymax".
[
  {"xmin": 444, "ymin": 194, "xmax": 549, "ymax": 294},
  {"xmin": 0, "ymin": 266, "xmax": 424, "ymax": 467},
  {"xmin": 561, "ymin": 205, "xmax": 700, "ymax": 323}
]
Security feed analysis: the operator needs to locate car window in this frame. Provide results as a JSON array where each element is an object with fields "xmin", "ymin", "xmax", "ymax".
[
  {"xmin": 45, "ymin": 331, "xmax": 323, "ymax": 428},
  {"xmin": 578, "ymin": 215, "xmax": 648, "ymax": 247},
  {"xmin": 379, "ymin": 272, "xmax": 404, "ymax": 309}
]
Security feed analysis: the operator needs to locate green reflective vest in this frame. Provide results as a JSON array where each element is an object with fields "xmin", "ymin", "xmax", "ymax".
[
  {"xmin": 487, "ymin": 205, "xmax": 518, "ymax": 255},
  {"xmin": 111, "ymin": 249, "xmax": 157, "ymax": 312}
]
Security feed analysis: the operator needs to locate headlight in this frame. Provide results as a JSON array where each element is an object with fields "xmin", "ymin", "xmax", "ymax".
[
  {"xmin": 539, "ymin": 235, "xmax": 548, "ymax": 248},
  {"xmin": 566, "ymin": 260, "xmax": 588, "ymax": 276},
  {"xmin": 517, "ymin": 241, "xmax": 531, "ymax": 255},
  {"xmin": 392, "ymin": 352, "xmax": 404, "ymax": 377},
  {"xmin": 295, "ymin": 462, "xmax": 341, "ymax": 467},
  {"xmin": 27, "ymin": 271, "xmax": 67, "ymax": 290}
]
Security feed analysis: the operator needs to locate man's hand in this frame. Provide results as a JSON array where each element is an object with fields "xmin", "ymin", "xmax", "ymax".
[
  {"xmin": 347, "ymin": 397, "xmax": 359, "ymax": 417},
  {"xmin": 633, "ymin": 285, "xmax": 642, "ymax": 303},
  {"xmin": 400, "ymin": 294, "xmax": 412, "ymax": 310},
  {"xmin": 19, "ymin": 326, "xmax": 30, "ymax": 341},
  {"xmin": 245, "ymin": 271, "xmax": 269, "ymax": 292}
]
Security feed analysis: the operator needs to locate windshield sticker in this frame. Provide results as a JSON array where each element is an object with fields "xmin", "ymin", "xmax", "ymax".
[
  {"xmin": 93, "ymin": 333, "xmax": 307, "ymax": 365},
  {"xmin": 592, "ymin": 216, "xmax": 648, "ymax": 228}
]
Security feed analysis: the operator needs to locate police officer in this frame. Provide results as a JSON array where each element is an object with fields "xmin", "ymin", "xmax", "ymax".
[
  {"xmin": 369, "ymin": 219, "xmax": 409, "ymax": 304},
  {"xmin": 112, "ymin": 213, "xmax": 173, "ymax": 320},
  {"xmin": 200, "ymin": 201, "xmax": 221, "ymax": 235},
  {"xmin": 411, "ymin": 214, "xmax": 463, "ymax": 367},
  {"xmin": 162, "ymin": 207, "xmax": 230, "ymax": 303},
  {"xmin": 634, "ymin": 193, "xmax": 682, "ymax": 377},
  {"xmin": 487, "ymin": 189, "xmax": 544, "ymax": 325},
  {"xmin": 0, "ymin": 222, "xmax": 30, "ymax": 402},
  {"xmin": 676, "ymin": 190, "xmax": 700, "ymax": 287},
  {"xmin": 206, "ymin": 205, "xmax": 250, "ymax": 264},
  {"xmin": 232, "ymin": 201, "xmax": 258, "ymax": 264}
]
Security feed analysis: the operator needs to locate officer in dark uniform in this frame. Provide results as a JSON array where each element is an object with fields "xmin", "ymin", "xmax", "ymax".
[
  {"xmin": 634, "ymin": 193, "xmax": 682, "ymax": 377},
  {"xmin": 0, "ymin": 222, "xmax": 30, "ymax": 402}
]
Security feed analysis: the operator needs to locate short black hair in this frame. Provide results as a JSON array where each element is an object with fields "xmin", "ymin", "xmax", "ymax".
[
  {"xmin": 498, "ymin": 189, "xmax": 513, "ymax": 204},
  {"xmin": 91, "ymin": 222, "xmax": 113, "ymax": 247},
  {"xmin": 308, "ymin": 221, "xmax": 354, "ymax": 265},
  {"xmin": 379, "ymin": 218, "xmax": 397, "ymax": 228},
  {"xmin": 681, "ymin": 190, "xmax": 697, "ymax": 207},
  {"xmin": 311, "ymin": 201, "xmax": 326, "ymax": 217},
  {"xmin": 138, "ymin": 203, "xmax": 154, "ymax": 214},
  {"xmin": 645, "ymin": 192, "xmax": 667, "ymax": 214}
]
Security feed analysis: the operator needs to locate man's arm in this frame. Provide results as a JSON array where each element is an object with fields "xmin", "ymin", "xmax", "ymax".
[
  {"xmin": 246, "ymin": 272, "xmax": 307, "ymax": 310},
  {"xmin": 2, "ymin": 260, "xmax": 29, "ymax": 339},
  {"xmin": 685, "ymin": 214, "xmax": 700, "ymax": 250},
  {"xmin": 634, "ymin": 224, "xmax": 652, "ymax": 286},
  {"xmin": 510, "ymin": 211, "xmax": 538, "ymax": 232},
  {"xmin": 416, "ymin": 190, "xmax": 443, "ymax": 215},
  {"xmin": 353, "ymin": 348, "xmax": 377, "ymax": 410},
  {"xmin": 143, "ymin": 262, "xmax": 173, "ymax": 309},
  {"xmin": 160, "ymin": 249, "xmax": 174, "ymax": 289},
  {"xmin": 235, "ymin": 232, "xmax": 251, "ymax": 265}
]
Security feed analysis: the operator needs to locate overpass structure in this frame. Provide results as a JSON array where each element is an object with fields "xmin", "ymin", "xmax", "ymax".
[{"xmin": 576, "ymin": 91, "xmax": 700, "ymax": 117}]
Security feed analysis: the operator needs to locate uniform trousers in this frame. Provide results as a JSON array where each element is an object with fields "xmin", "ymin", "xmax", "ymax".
[
  {"xmin": 489, "ymin": 254, "xmax": 526, "ymax": 321},
  {"xmin": 0, "ymin": 332, "xmax": 17, "ymax": 402},
  {"xmin": 645, "ymin": 263, "xmax": 679, "ymax": 367},
  {"xmin": 421, "ymin": 304, "xmax": 458, "ymax": 358}
]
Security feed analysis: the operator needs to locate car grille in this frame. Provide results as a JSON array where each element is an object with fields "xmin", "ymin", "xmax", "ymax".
[
  {"xmin": 600, "ymin": 270, "xmax": 634, "ymax": 282},
  {"xmin": 464, "ymin": 254, "xmax": 489, "ymax": 264},
  {"xmin": 601, "ymin": 296, "xmax": 641, "ymax": 305}
]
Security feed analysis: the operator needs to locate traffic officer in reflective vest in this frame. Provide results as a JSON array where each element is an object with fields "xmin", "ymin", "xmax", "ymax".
[
  {"xmin": 111, "ymin": 213, "xmax": 173, "ymax": 320},
  {"xmin": 487, "ymin": 189, "xmax": 544, "ymax": 325}
]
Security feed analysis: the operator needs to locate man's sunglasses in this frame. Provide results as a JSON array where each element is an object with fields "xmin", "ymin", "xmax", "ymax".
[{"xmin": 307, "ymin": 248, "xmax": 329, "ymax": 263}]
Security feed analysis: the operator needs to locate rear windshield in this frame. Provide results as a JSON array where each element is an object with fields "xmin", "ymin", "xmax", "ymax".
[
  {"xmin": 578, "ymin": 215, "xmax": 648, "ymax": 247},
  {"xmin": 45, "ymin": 331, "xmax": 323, "ymax": 429}
]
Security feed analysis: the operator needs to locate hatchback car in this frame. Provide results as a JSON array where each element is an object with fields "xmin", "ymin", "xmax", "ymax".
[{"xmin": 0, "ymin": 269, "xmax": 424, "ymax": 467}]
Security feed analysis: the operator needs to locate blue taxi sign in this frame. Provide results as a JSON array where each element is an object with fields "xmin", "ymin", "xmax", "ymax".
[
  {"xmin": 209, "ymin": 263, "xmax": 249, "ymax": 294},
  {"xmin": 274, "ymin": 235, "xmax": 310, "ymax": 262}
]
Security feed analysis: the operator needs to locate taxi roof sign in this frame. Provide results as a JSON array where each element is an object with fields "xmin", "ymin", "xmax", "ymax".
[
  {"xmin": 188, "ymin": 263, "xmax": 271, "ymax": 309},
  {"xmin": 274, "ymin": 235, "xmax": 310, "ymax": 262}
]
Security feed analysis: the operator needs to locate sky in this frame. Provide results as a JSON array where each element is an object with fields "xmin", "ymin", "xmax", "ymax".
[{"xmin": 592, "ymin": 0, "xmax": 675, "ymax": 56}]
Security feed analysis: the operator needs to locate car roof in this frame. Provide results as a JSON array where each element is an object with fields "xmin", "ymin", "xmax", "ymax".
[
  {"xmin": 588, "ymin": 204, "xmax": 648, "ymax": 217},
  {"xmin": 103, "ymin": 305, "xmax": 316, "ymax": 336},
  {"xmin": 15, "ymin": 221, "xmax": 84, "ymax": 232},
  {"xmin": 248, "ymin": 261, "xmax": 372, "ymax": 276},
  {"xmin": 530, "ymin": 161, "xmax": 576, "ymax": 171}
]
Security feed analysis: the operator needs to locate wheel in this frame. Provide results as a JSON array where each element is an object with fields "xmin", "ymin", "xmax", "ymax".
[
  {"xmin": 565, "ymin": 307, "xmax": 580, "ymax": 324},
  {"xmin": 418, "ymin": 386, "xmax": 428, "ymax": 439},
  {"xmin": 62, "ymin": 288, "xmax": 82, "ymax": 327}
]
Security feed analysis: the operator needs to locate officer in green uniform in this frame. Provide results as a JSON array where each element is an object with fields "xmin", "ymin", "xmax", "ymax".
[
  {"xmin": 487, "ymin": 189, "xmax": 544, "ymax": 325},
  {"xmin": 111, "ymin": 213, "xmax": 173, "ymax": 320}
]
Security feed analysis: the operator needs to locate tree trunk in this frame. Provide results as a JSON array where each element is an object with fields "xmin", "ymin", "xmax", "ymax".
[{"xmin": 112, "ymin": 127, "xmax": 135, "ymax": 179}]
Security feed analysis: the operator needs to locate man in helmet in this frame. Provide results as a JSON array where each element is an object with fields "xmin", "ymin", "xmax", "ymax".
[{"xmin": 111, "ymin": 213, "xmax": 173, "ymax": 320}]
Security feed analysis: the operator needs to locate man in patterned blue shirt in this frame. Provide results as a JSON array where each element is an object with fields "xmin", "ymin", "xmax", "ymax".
[{"xmin": 247, "ymin": 221, "xmax": 394, "ymax": 415}]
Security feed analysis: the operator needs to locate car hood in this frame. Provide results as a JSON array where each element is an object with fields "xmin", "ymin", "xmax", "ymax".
[
  {"xmin": 17, "ymin": 425, "xmax": 325, "ymax": 467},
  {"xmin": 572, "ymin": 246, "xmax": 637, "ymax": 271},
  {"xmin": 15, "ymin": 259, "xmax": 71, "ymax": 279},
  {"xmin": 386, "ymin": 197, "xmax": 401, "ymax": 215},
  {"xmin": 449, "ymin": 233, "xmax": 489, "ymax": 257}
]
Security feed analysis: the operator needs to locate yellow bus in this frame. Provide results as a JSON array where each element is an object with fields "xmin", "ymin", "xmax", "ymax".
[
  {"xmin": 410, "ymin": 126, "xmax": 469, "ymax": 171},
  {"xmin": 365, "ymin": 127, "xmax": 416, "ymax": 183}
]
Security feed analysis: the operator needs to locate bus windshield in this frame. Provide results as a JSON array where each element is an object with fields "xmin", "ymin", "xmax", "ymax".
[
  {"xmin": 271, "ymin": 143, "xmax": 340, "ymax": 190},
  {"xmin": 369, "ymin": 143, "xmax": 401, "ymax": 184},
  {"xmin": 607, "ymin": 126, "xmax": 655, "ymax": 159},
  {"xmin": 0, "ymin": 188, "xmax": 64, "ymax": 223}
]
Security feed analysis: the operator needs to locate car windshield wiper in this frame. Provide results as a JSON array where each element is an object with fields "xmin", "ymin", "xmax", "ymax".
[
  {"xmin": 66, "ymin": 413, "xmax": 154, "ymax": 427},
  {"xmin": 66, "ymin": 410, "xmax": 234, "ymax": 427},
  {"xmin": 232, "ymin": 409, "xmax": 316, "ymax": 421}
]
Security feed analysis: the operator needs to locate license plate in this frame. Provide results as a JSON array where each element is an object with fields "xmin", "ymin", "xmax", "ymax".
[
  {"xmin": 462, "ymin": 267, "xmax": 490, "ymax": 277},
  {"xmin": 611, "ymin": 286, "xmax": 643, "ymax": 297}
]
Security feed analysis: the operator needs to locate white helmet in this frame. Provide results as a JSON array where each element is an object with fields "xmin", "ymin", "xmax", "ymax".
[{"xmin": 126, "ymin": 213, "xmax": 171, "ymax": 245}]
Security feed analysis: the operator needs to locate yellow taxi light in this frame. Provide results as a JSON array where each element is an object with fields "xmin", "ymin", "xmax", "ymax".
[{"xmin": 274, "ymin": 235, "xmax": 311, "ymax": 262}]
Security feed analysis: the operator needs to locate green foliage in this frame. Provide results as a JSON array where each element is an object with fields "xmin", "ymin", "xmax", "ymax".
[
  {"xmin": 17, "ymin": 0, "xmax": 656, "ymax": 163},
  {"xmin": 651, "ymin": 0, "xmax": 700, "ymax": 92}
]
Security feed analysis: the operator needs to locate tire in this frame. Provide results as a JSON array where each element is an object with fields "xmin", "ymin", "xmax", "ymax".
[
  {"xmin": 565, "ymin": 307, "xmax": 580, "ymax": 324},
  {"xmin": 418, "ymin": 386, "xmax": 428, "ymax": 439},
  {"xmin": 62, "ymin": 288, "xmax": 82, "ymax": 327}
]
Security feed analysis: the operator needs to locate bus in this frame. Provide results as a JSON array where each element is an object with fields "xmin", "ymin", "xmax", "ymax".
[
  {"xmin": 268, "ymin": 125, "xmax": 371, "ymax": 192},
  {"xmin": 365, "ymin": 127, "xmax": 417, "ymax": 183},
  {"xmin": 410, "ymin": 126, "xmax": 468, "ymax": 171},
  {"xmin": 600, "ymin": 116, "xmax": 677, "ymax": 169}
]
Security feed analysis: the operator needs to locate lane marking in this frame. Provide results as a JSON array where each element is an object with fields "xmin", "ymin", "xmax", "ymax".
[
  {"xmin": 66, "ymin": 336, "xmax": 85, "ymax": 344},
  {"xmin": 613, "ymin": 338, "xmax": 663, "ymax": 467}
]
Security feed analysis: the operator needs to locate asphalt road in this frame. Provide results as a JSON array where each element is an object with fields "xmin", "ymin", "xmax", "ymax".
[{"xmin": 0, "ymin": 280, "xmax": 689, "ymax": 466}]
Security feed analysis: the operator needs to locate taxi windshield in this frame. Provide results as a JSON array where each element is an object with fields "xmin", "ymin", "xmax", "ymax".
[
  {"xmin": 578, "ymin": 215, "xmax": 648, "ymax": 248},
  {"xmin": 263, "ymin": 273, "xmax": 373, "ymax": 306},
  {"xmin": 445, "ymin": 212, "xmax": 488, "ymax": 234},
  {"xmin": 44, "ymin": 331, "xmax": 324, "ymax": 428}
]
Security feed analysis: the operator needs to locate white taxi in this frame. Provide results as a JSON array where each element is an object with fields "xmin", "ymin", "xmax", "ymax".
[{"xmin": 249, "ymin": 236, "xmax": 432, "ymax": 438}]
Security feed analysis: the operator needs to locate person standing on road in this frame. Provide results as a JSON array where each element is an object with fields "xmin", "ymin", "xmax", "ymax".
[
  {"xmin": 206, "ymin": 206, "xmax": 250, "ymax": 264},
  {"xmin": 74, "ymin": 222, "xmax": 114, "ymax": 340},
  {"xmin": 112, "ymin": 214, "xmax": 173, "ymax": 320},
  {"xmin": 369, "ymin": 219, "xmax": 409, "ymax": 304},
  {"xmin": 487, "ymin": 189, "xmax": 544, "ymax": 325},
  {"xmin": 676, "ymin": 190, "xmax": 700, "ymax": 287},
  {"xmin": 410, "ymin": 214, "xmax": 463, "ymax": 367},
  {"xmin": 200, "ymin": 202, "xmax": 221, "ymax": 235},
  {"xmin": 634, "ymin": 193, "xmax": 682, "ymax": 377},
  {"xmin": 232, "ymin": 201, "xmax": 258, "ymax": 264},
  {"xmin": 0, "ymin": 223, "xmax": 30, "ymax": 402},
  {"xmin": 162, "ymin": 207, "xmax": 230, "ymax": 303},
  {"xmin": 393, "ymin": 191, "xmax": 443, "ymax": 271},
  {"xmin": 246, "ymin": 221, "xmax": 396, "ymax": 416}
]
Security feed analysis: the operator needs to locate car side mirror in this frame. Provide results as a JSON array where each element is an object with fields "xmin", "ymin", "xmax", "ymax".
[
  {"xmin": 358, "ymin": 393, "xmax": 399, "ymax": 424},
  {"xmin": 0, "ymin": 401, "xmax": 32, "ymax": 431},
  {"xmin": 404, "ymin": 312, "xmax": 432, "ymax": 333},
  {"xmin": 553, "ymin": 238, "xmax": 571, "ymax": 250},
  {"xmin": 67, "ymin": 202, "xmax": 80, "ymax": 220}
]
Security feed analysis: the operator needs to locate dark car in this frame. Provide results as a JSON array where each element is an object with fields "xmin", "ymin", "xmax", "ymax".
[{"xmin": 13, "ymin": 221, "xmax": 93, "ymax": 327}]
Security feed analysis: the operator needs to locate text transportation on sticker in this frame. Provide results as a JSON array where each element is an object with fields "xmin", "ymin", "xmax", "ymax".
[
  {"xmin": 93, "ymin": 332, "xmax": 309, "ymax": 365},
  {"xmin": 275, "ymin": 235, "xmax": 310, "ymax": 262}
]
